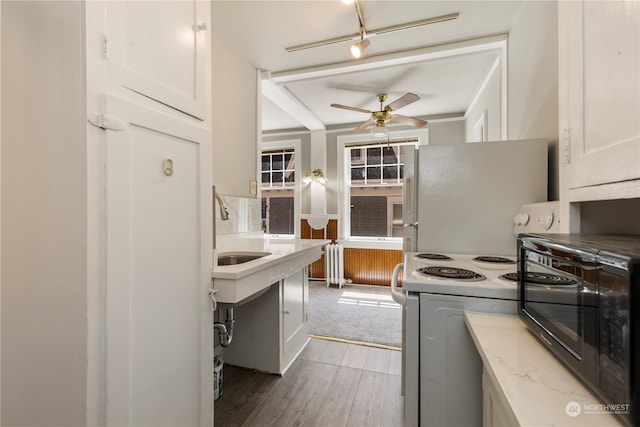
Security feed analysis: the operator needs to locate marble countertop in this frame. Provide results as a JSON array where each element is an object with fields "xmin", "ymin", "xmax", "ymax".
[
  {"xmin": 464, "ymin": 312, "xmax": 624, "ymax": 427},
  {"xmin": 212, "ymin": 234, "xmax": 330, "ymax": 279}
]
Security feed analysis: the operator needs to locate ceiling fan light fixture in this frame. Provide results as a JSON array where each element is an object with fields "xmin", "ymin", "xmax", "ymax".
[
  {"xmin": 371, "ymin": 123, "xmax": 388, "ymax": 139},
  {"xmin": 350, "ymin": 38, "xmax": 370, "ymax": 58}
]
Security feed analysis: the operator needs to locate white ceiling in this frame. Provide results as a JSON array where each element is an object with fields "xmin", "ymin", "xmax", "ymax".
[{"xmin": 211, "ymin": 0, "xmax": 527, "ymax": 132}]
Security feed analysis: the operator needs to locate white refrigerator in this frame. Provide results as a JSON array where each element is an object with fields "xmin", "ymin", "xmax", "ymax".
[
  {"xmin": 397, "ymin": 139, "xmax": 548, "ymax": 426},
  {"xmin": 402, "ymin": 139, "xmax": 548, "ymax": 255}
]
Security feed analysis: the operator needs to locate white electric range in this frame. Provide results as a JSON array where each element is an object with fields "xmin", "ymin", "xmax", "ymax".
[{"xmin": 391, "ymin": 201, "xmax": 560, "ymax": 427}]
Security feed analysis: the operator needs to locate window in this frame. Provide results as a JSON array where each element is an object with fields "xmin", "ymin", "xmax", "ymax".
[
  {"xmin": 338, "ymin": 129, "xmax": 427, "ymax": 248},
  {"xmin": 261, "ymin": 144, "xmax": 299, "ymax": 235},
  {"xmin": 347, "ymin": 143, "xmax": 407, "ymax": 239}
]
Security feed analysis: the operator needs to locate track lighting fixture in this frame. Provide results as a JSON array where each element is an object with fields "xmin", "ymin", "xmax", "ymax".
[
  {"xmin": 285, "ymin": 2, "xmax": 459, "ymax": 58},
  {"xmin": 350, "ymin": 37, "xmax": 370, "ymax": 58}
]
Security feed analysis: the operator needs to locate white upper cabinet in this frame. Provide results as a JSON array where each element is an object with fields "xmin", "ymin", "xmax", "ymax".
[
  {"xmin": 559, "ymin": 0, "xmax": 640, "ymax": 201},
  {"xmin": 105, "ymin": 0, "xmax": 209, "ymax": 120}
]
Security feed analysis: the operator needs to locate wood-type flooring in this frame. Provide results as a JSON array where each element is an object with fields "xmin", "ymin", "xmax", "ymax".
[{"xmin": 214, "ymin": 338, "xmax": 404, "ymax": 427}]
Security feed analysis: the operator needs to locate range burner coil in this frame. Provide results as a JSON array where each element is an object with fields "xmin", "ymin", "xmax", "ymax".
[
  {"xmin": 500, "ymin": 272, "xmax": 578, "ymax": 286},
  {"xmin": 416, "ymin": 266, "xmax": 486, "ymax": 281},
  {"xmin": 416, "ymin": 253, "xmax": 453, "ymax": 261},
  {"xmin": 473, "ymin": 256, "xmax": 515, "ymax": 264}
]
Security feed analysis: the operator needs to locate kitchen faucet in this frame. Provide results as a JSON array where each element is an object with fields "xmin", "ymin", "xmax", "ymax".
[{"xmin": 214, "ymin": 190, "xmax": 229, "ymax": 221}]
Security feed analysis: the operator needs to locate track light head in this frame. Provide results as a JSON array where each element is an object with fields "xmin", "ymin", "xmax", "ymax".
[{"xmin": 350, "ymin": 38, "xmax": 370, "ymax": 58}]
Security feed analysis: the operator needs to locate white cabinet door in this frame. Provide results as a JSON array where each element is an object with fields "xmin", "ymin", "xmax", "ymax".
[
  {"xmin": 561, "ymin": 1, "xmax": 640, "ymax": 194},
  {"xmin": 105, "ymin": 0, "xmax": 209, "ymax": 120},
  {"xmin": 102, "ymin": 95, "xmax": 212, "ymax": 426},
  {"xmin": 282, "ymin": 267, "xmax": 309, "ymax": 365}
]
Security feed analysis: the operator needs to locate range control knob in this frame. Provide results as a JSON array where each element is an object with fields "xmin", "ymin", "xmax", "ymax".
[
  {"xmin": 513, "ymin": 213, "xmax": 530, "ymax": 225},
  {"xmin": 539, "ymin": 211, "xmax": 555, "ymax": 230}
]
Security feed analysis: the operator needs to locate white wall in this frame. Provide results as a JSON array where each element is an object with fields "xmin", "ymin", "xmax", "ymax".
[
  {"xmin": 428, "ymin": 119, "xmax": 465, "ymax": 145},
  {"xmin": 507, "ymin": 0, "xmax": 559, "ymax": 200},
  {"xmin": 211, "ymin": 30, "xmax": 259, "ymax": 197},
  {"xmin": 465, "ymin": 63, "xmax": 503, "ymax": 142},
  {"xmin": 1, "ymin": 2, "xmax": 87, "ymax": 425}
]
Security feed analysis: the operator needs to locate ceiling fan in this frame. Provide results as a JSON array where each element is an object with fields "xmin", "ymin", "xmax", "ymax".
[{"xmin": 331, "ymin": 93, "xmax": 428, "ymax": 135}]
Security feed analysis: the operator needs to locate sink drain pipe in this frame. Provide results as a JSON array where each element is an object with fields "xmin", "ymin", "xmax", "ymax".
[{"xmin": 214, "ymin": 307, "xmax": 235, "ymax": 347}]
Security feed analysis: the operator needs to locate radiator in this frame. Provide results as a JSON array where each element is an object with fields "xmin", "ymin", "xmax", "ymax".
[{"xmin": 325, "ymin": 243, "xmax": 345, "ymax": 288}]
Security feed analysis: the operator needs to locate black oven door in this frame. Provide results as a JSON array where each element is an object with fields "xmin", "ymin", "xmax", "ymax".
[{"xmin": 518, "ymin": 245, "xmax": 598, "ymax": 385}]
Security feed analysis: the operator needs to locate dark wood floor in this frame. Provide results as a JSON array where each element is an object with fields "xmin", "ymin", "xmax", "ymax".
[{"xmin": 214, "ymin": 338, "xmax": 404, "ymax": 427}]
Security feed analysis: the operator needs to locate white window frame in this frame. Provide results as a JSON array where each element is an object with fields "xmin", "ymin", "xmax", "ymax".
[
  {"xmin": 337, "ymin": 128, "xmax": 429, "ymax": 250},
  {"xmin": 261, "ymin": 139, "xmax": 301, "ymax": 238}
]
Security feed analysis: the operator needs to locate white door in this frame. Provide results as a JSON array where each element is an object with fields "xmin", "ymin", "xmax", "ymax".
[
  {"xmin": 105, "ymin": 0, "xmax": 209, "ymax": 119},
  {"xmin": 282, "ymin": 268, "xmax": 308, "ymax": 365},
  {"xmin": 102, "ymin": 95, "xmax": 212, "ymax": 426}
]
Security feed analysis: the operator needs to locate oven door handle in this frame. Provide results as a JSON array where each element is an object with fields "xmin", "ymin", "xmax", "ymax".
[{"xmin": 391, "ymin": 263, "xmax": 406, "ymax": 305}]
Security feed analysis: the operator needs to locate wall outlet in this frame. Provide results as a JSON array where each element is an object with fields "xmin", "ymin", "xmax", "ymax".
[{"xmin": 250, "ymin": 179, "xmax": 257, "ymax": 196}]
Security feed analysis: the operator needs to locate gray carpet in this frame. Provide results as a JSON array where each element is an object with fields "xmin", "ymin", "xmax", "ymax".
[{"xmin": 308, "ymin": 280, "xmax": 402, "ymax": 348}]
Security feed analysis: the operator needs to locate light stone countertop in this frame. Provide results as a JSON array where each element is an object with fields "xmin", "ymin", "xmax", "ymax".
[
  {"xmin": 211, "ymin": 233, "xmax": 330, "ymax": 304},
  {"xmin": 212, "ymin": 233, "xmax": 330, "ymax": 279},
  {"xmin": 464, "ymin": 311, "xmax": 625, "ymax": 427}
]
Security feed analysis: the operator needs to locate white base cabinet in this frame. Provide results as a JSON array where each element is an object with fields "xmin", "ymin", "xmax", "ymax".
[
  {"xmin": 482, "ymin": 369, "xmax": 519, "ymax": 427},
  {"xmin": 223, "ymin": 267, "xmax": 310, "ymax": 375}
]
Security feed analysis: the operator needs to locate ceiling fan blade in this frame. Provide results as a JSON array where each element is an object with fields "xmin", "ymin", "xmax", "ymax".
[
  {"xmin": 385, "ymin": 93, "xmax": 420, "ymax": 111},
  {"xmin": 354, "ymin": 118, "xmax": 375, "ymax": 132},
  {"xmin": 330, "ymin": 103, "xmax": 372, "ymax": 114},
  {"xmin": 391, "ymin": 114, "xmax": 427, "ymax": 128}
]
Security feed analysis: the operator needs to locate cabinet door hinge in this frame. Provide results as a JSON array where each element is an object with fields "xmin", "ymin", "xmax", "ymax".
[
  {"xmin": 192, "ymin": 23, "xmax": 207, "ymax": 33},
  {"xmin": 88, "ymin": 112, "xmax": 126, "ymax": 131},
  {"xmin": 562, "ymin": 128, "xmax": 571, "ymax": 164}
]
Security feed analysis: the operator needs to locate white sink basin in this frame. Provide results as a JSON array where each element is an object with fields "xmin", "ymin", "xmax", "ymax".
[{"xmin": 217, "ymin": 251, "xmax": 271, "ymax": 266}]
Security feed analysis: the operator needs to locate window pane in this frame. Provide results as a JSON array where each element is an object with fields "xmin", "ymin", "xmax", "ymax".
[
  {"xmin": 383, "ymin": 146, "xmax": 397, "ymax": 164},
  {"xmin": 272, "ymin": 171, "xmax": 283, "ymax": 184},
  {"xmin": 367, "ymin": 147, "xmax": 381, "ymax": 165},
  {"xmin": 284, "ymin": 153, "xmax": 294, "ymax": 168},
  {"xmin": 351, "ymin": 148, "xmax": 363, "ymax": 163},
  {"xmin": 366, "ymin": 166, "xmax": 381, "ymax": 180},
  {"xmin": 261, "ymin": 155, "xmax": 270, "ymax": 172},
  {"xmin": 261, "ymin": 172, "xmax": 270, "ymax": 184},
  {"xmin": 383, "ymin": 166, "xmax": 398, "ymax": 180},
  {"xmin": 272, "ymin": 154, "xmax": 283, "ymax": 170},
  {"xmin": 351, "ymin": 167, "xmax": 365, "ymax": 182},
  {"xmin": 284, "ymin": 170, "xmax": 295, "ymax": 183},
  {"xmin": 350, "ymin": 196, "xmax": 387, "ymax": 237}
]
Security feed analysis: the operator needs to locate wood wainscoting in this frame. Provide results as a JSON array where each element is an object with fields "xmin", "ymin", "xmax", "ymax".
[{"xmin": 301, "ymin": 219, "xmax": 402, "ymax": 287}]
